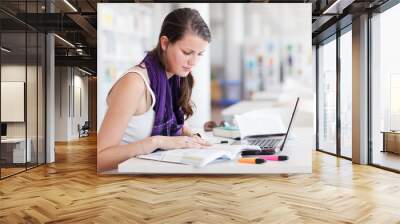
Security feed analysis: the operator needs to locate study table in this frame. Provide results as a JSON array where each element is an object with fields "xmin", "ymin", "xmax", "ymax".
[{"xmin": 104, "ymin": 127, "xmax": 313, "ymax": 175}]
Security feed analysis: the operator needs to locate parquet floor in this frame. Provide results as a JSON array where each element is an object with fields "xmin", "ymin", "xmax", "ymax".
[
  {"xmin": 1, "ymin": 135, "xmax": 400, "ymax": 223},
  {"xmin": 1, "ymin": 167, "xmax": 26, "ymax": 177}
]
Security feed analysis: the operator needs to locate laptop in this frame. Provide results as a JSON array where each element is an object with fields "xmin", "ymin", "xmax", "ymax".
[{"xmin": 242, "ymin": 97, "xmax": 299, "ymax": 154}]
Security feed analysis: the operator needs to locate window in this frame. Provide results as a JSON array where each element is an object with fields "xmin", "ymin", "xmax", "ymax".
[
  {"xmin": 317, "ymin": 37, "xmax": 337, "ymax": 154},
  {"xmin": 0, "ymin": 1, "xmax": 46, "ymax": 179},
  {"xmin": 370, "ymin": 3, "xmax": 400, "ymax": 171},
  {"xmin": 339, "ymin": 29, "xmax": 352, "ymax": 158}
]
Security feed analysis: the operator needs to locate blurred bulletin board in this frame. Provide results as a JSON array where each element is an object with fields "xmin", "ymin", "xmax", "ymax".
[{"xmin": 97, "ymin": 4, "xmax": 153, "ymax": 129}]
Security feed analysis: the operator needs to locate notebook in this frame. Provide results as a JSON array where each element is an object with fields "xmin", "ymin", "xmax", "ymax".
[
  {"xmin": 212, "ymin": 126, "xmax": 241, "ymax": 139},
  {"xmin": 137, "ymin": 144, "xmax": 261, "ymax": 167}
]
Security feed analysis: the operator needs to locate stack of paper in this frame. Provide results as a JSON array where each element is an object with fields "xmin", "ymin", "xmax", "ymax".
[{"xmin": 234, "ymin": 109, "xmax": 286, "ymax": 139}]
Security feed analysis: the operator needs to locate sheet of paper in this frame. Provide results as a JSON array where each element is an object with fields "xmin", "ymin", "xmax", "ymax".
[{"xmin": 234, "ymin": 109, "xmax": 286, "ymax": 139}]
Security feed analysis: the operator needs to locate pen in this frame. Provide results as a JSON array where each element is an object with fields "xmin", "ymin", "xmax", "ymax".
[
  {"xmin": 193, "ymin": 133, "xmax": 202, "ymax": 138},
  {"xmin": 238, "ymin": 158, "xmax": 266, "ymax": 164},
  {"xmin": 258, "ymin": 155, "xmax": 288, "ymax": 161}
]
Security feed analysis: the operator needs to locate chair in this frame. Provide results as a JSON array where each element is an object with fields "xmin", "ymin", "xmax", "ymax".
[{"xmin": 78, "ymin": 121, "xmax": 90, "ymax": 138}]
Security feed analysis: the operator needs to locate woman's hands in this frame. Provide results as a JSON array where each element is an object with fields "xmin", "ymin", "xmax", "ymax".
[{"xmin": 154, "ymin": 135, "xmax": 211, "ymax": 150}]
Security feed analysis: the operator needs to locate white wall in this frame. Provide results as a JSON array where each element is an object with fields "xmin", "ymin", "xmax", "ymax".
[
  {"xmin": 72, "ymin": 73, "xmax": 89, "ymax": 137},
  {"xmin": 55, "ymin": 67, "xmax": 68, "ymax": 141},
  {"xmin": 1, "ymin": 64, "xmax": 46, "ymax": 164},
  {"xmin": 55, "ymin": 67, "xmax": 89, "ymax": 141},
  {"xmin": 1, "ymin": 65, "xmax": 38, "ymax": 137},
  {"xmin": 46, "ymin": 4, "xmax": 56, "ymax": 164}
]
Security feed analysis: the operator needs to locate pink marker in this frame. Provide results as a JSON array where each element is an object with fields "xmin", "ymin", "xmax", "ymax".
[{"xmin": 258, "ymin": 155, "xmax": 288, "ymax": 161}]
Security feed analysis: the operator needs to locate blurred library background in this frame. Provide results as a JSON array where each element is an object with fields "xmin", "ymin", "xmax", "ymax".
[{"xmin": 97, "ymin": 3, "xmax": 313, "ymax": 129}]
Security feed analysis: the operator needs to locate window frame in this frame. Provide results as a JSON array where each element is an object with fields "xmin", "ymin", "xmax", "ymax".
[{"xmin": 315, "ymin": 24, "xmax": 352, "ymax": 161}]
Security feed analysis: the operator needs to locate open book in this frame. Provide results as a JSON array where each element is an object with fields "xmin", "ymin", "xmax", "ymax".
[{"xmin": 137, "ymin": 144, "xmax": 261, "ymax": 167}]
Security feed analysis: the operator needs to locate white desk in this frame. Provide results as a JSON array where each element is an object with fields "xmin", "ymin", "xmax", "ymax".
[
  {"xmin": 110, "ymin": 127, "xmax": 312, "ymax": 175},
  {"xmin": 1, "ymin": 138, "xmax": 31, "ymax": 163}
]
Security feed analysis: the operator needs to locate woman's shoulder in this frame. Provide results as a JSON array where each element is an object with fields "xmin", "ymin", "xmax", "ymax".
[
  {"xmin": 130, "ymin": 63, "xmax": 150, "ymax": 84},
  {"xmin": 106, "ymin": 62, "xmax": 150, "ymax": 103},
  {"xmin": 114, "ymin": 63, "xmax": 148, "ymax": 92},
  {"xmin": 107, "ymin": 71, "xmax": 147, "ymax": 105}
]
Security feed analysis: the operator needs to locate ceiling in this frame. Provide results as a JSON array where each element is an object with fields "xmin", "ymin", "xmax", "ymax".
[
  {"xmin": 0, "ymin": 0, "xmax": 392, "ymax": 76},
  {"xmin": 1, "ymin": 0, "xmax": 99, "ymax": 73}
]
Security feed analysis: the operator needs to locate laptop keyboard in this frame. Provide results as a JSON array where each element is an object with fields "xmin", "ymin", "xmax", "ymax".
[{"xmin": 248, "ymin": 138, "xmax": 282, "ymax": 149}]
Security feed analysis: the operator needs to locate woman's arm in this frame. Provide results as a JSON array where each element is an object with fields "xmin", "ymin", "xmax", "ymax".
[
  {"xmin": 182, "ymin": 125, "xmax": 195, "ymax": 136},
  {"xmin": 182, "ymin": 125, "xmax": 211, "ymax": 146},
  {"xmin": 97, "ymin": 74, "xmax": 209, "ymax": 172},
  {"xmin": 97, "ymin": 73, "xmax": 153, "ymax": 172}
]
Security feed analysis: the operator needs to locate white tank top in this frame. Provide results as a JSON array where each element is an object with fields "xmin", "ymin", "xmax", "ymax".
[{"xmin": 108, "ymin": 65, "xmax": 156, "ymax": 145}]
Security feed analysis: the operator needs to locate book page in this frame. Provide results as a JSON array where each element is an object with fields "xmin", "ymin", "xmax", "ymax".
[{"xmin": 137, "ymin": 144, "xmax": 260, "ymax": 167}]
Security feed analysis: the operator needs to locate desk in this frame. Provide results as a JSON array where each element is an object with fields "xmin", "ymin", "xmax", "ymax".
[
  {"xmin": 110, "ymin": 127, "xmax": 312, "ymax": 174},
  {"xmin": 1, "ymin": 138, "xmax": 31, "ymax": 163}
]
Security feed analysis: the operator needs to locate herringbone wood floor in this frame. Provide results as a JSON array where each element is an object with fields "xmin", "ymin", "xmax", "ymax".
[{"xmin": 1, "ymin": 135, "xmax": 400, "ymax": 224}]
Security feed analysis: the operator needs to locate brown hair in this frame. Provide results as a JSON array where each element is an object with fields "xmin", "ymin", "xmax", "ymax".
[{"xmin": 151, "ymin": 8, "xmax": 211, "ymax": 119}]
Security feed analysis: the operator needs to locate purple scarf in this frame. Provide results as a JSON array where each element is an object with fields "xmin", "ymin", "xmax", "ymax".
[{"xmin": 142, "ymin": 52, "xmax": 184, "ymax": 136}]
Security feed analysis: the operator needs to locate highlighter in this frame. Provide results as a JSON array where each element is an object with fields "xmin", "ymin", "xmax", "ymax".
[
  {"xmin": 258, "ymin": 155, "xmax": 288, "ymax": 161},
  {"xmin": 238, "ymin": 158, "xmax": 265, "ymax": 164}
]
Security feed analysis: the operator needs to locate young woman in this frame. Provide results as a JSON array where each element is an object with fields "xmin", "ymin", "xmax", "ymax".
[{"xmin": 97, "ymin": 8, "xmax": 212, "ymax": 171}]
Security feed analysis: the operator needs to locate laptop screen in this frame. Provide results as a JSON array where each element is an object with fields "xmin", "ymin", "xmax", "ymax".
[{"xmin": 279, "ymin": 97, "xmax": 299, "ymax": 151}]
